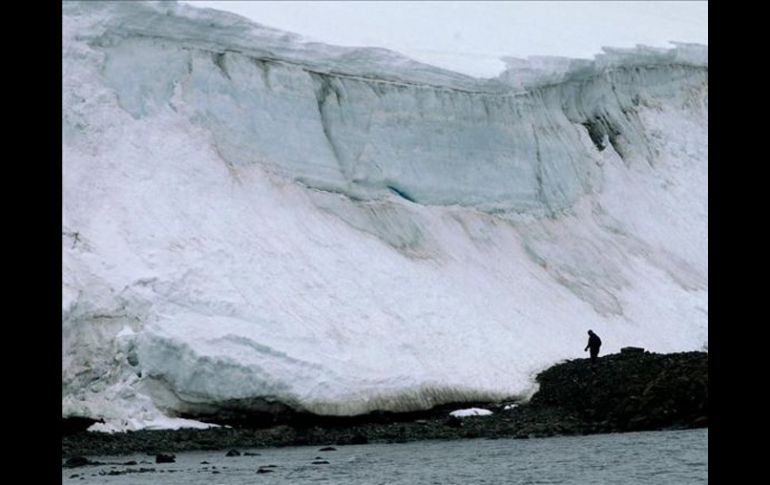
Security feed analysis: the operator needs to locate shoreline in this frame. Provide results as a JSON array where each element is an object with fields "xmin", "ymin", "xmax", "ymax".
[{"xmin": 63, "ymin": 350, "xmax": 707, "ymax": 458}]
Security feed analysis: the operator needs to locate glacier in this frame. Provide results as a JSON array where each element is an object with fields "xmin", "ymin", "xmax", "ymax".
[{"xmin": 62, "ymin": 1, "xmax": 707, "ymax": 431}]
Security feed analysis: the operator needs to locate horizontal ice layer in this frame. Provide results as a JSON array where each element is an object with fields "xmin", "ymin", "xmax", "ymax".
[
  {"xmin": 62, "ymin": 1, "xmax": 707, "ymax": 430},
  {"xmin": 93, "ymin": 35, "xmax": 706, "ymax": 215}
]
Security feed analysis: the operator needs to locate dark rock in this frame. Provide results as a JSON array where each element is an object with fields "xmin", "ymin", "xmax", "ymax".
[
  {"xmin": 530, "ymin": 351, "xmax": 707, "ymax": 433},
  {"xmin": 244, "ymin": 452, "xmax": 261, "ymax": 456},
  {"xmin": 319, "ymin": 446, "xmax": 337, "ymax": 451},
  {"xmin": 123, "ymin": 461, "xmax": 137, "ymax": 466},
  {"xmin": 155, "ymin": 453, "xmax": 175, "ymax": 464},
  {"xmin": 63, "ymin": 456, "xmax": 92, "ymax": 468},
  {"xmin": 69, "ymin": 475, "xmax": 79, "ymax": 479},
  {"xmin": 212, "ymin": 470, "xmax": 220, "ymax": 474},
  {"xmin": 621, "ymin": 347, "xmax": 645, "ymax": 354},
  {"xmin": 257, "ymin": 468, "xmax": 274, "ymax": 473},
  {"xmin": 62, "ymin": 417, "xmax": 104, "ymax": 436},
  {"xmin": 225, "ymin": 449, "xmax": 241, "ymax": 457},
  {"xmin": 200, "ymin": 461, "xmax": 210, "ymax": 464},
  {"xmin": 445, "ymin": 416, "xmax": 463, "ymax": 428},
  {"xmin": 693, "ymin": 416, "xmax": 708, "ymax": 427},
  {"xmin": 351, "ymin": 434, "xmax": 368, "ymax": 444},
  {"xmin": 312, "ymin": 460, "xmax": 330, "ymax": 465},
  {"xmin": 95, "ymin": 467, "xmax": 156, "ymax": 476}
]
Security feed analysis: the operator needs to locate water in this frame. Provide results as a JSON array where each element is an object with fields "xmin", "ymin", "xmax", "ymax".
[{"xmin": 63, "ymin": 429, "xmax": 707, "ymax": 484}]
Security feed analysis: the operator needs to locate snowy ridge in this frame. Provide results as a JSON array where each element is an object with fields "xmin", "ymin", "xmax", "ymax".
[
  {"xmin": 63, "ymin": 1, "xmax": 707, "ymax": 431},
  {"xmin": 65, "ymin": 1, "xmax": 705, "ymax": 93},
  {"xmin": 499, "ymin": 42, "xmax": 706, "ymax": 90},
  {"xmin": 64, "ymin": 0, "xmax": 487, "ymax": 92}
]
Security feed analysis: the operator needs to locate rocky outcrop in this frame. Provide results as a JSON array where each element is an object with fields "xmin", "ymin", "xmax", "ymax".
[{"xmin": 529, "ymin": 350, "xmax": 707, "ymax": 431}]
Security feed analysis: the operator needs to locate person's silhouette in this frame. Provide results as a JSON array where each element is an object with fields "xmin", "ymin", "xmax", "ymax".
[{"xmin": 584, "ymin": 330, "xmax": 602, "ymax": 363}]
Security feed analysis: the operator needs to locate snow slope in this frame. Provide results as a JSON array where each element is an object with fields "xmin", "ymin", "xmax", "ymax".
[{"xmin": 62, "ymin": 1, "xmax": 707, "ymax": 431}]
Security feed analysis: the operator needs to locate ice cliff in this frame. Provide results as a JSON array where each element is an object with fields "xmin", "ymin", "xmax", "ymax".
[{"xmin": 62, "ymin": 1, "xmax": 707, "ymax": 431}]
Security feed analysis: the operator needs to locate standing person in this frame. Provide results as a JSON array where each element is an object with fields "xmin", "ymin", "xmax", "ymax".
[{"xmin": 584, "ymin": 330, "xmax": 602, "ymax": 363}]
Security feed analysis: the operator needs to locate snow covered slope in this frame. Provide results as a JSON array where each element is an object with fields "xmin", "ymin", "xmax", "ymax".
[{"xmin": 62, "ymin": 1, "xmax": 707, "ymax": 431}]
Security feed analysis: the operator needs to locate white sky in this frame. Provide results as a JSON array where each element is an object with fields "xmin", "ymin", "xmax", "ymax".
[{"xmin": 179, "ymin": 1, "xmax": 707, "ymax": 78}]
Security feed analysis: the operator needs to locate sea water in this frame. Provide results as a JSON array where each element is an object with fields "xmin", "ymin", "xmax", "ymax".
[{"xmin": 63, "ymin": 428, "xmax": 707, "ymax": 484}]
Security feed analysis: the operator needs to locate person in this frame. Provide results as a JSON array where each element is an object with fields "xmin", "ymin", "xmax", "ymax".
[{"xmin": 584, "ymin": 330, "xmax": 602, "ymax": 363}]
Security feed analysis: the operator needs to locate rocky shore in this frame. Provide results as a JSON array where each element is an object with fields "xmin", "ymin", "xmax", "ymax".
[{"xmin": 62, "ymin": 350, "xmax": 707, "ymax": 458}]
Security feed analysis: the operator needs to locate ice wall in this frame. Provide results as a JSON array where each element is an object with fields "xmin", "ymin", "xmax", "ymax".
[{"xmin": 62, "ymin": 1, "xmax": 707, "ymax": 430}]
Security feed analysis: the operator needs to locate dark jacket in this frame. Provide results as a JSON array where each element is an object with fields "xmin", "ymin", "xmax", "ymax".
[{"xmin": 585, "ymin": 333, "xmax": 601, "ymax": 351}]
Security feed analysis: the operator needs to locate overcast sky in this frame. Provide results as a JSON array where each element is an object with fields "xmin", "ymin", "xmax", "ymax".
[{"xmin": 180, "ymin": 1, "xmax": 708, "ymax": 78}]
